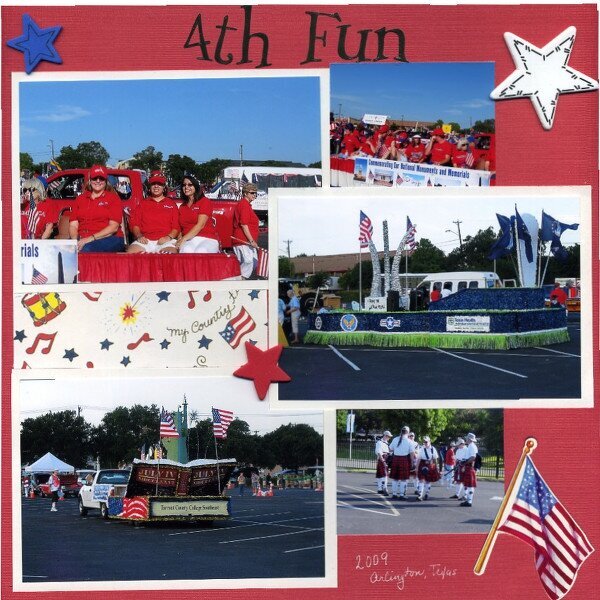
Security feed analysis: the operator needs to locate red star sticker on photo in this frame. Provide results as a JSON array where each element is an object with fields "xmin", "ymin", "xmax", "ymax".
[{"xmin": 233, "ymin": 342, "xmax": 291, "ymax": 400}]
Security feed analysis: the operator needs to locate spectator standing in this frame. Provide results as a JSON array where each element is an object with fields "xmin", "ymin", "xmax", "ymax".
[
  {"xmin": 375, "ymin": 431, "xmax": 392, "ymax": 496},
  {"xmin": 237, "ymin": 471, "xmax": 245, "ymax": 496},
  {"xmin": 286, "ymin": 289, "xmax": 301, "ymax": 344},
  {"xmin": 49, "ymin": 470, "xmax": 61, "ymax": 512}
]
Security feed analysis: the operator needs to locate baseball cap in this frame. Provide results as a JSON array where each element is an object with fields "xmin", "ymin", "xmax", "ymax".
[
  {"xmin": 89, "ymin": 165, "xmax": 108, "ymax": 180},
  {"xmin": 149, "ymin": 171, "xmax": 167, "ymax": 185},
  {"xmin": 383, "ymin": 430, "xmax": 392, "ymax": 437},
  {"xmin": 432, "ymin": 128, "xmax": 445, "ymax": 136}
]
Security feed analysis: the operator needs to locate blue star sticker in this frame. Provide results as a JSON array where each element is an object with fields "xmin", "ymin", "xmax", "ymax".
[
  {"xmin": 121, "ymin": 356, "xmax": 131, "ymax": 367},
  {"xmin": 63, "ymin": 348, "xmax": 78, "ymax": 362},
  {"xmin": 6, "ymin": 14, "xmax": 62, "ymax": 75},
  {"xmin": 156, "ymin": 291, "xmax": 171, "ymax": 302},
  {"xmin": 100, "ymin": 339, "xmax": 113, "ymax": 351},
  {"xmin": 14, "ymin": 330, "xmax": 27, "ymax": 342},
  {"xmin": 248, "ymin": 289, "xmax": 260, "ymax": 300},
  {"xmin": 160, "ymin": 339, "xmax": 171, "ymax": 350},
  {"xmin": 198, "ymin": 335, "xmax": 212, "ymax": 349}
]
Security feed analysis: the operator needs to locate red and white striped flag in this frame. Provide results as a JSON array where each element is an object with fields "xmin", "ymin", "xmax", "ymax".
[
  {"xmin": 497, "ymin": 456, "xmax": 594, "ymax": 600},
  {"xmin": 465, "ymin": 151, "xmax": 475, "ymax": 167},
  {"xmin": 212, "ymin": 407, "xmax": 234, "ymax": 439},
  {"xmin": 159, "ymin": 407, "xmax": 180, "ymax": 438},
  {"xmin": 359, "ymin": 211, "xmax": 373, "ymax": 248},
  {"xmin": 219, "ymin": 307, "xmax": 256, "ymax": 349},
  {"xmin": 256, "ymin": 247, "xmax": 269, "ymax": 278},
  {"xmin": 405, "ymin": 216, "xmax": 417, "ymax": 255},
  {"xmin": 31, "ymin": 266, "xmax": 48, "ymax": 285}
]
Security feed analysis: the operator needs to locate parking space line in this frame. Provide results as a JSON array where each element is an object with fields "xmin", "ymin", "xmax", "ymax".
[
  {"xmin": 328, "ymin": 345, "xmax": 361, "ymax": 371},
  {"xmin": 338, "ymin": 489, "xmax": 399, "ymax": 514},
  {"xmin": 533, "ymin": 346, "xmax": 580, "ymax": 358},
  {"xmin": 220, "ymin": 528, "xmax": 324, "ymax": 544},
  {"xmin": 337, "ymin": 500, "xmax": 397, "ymax": 517},
  {"xmin": 284, "ymin": 545, "xmax": 325, "ymax": 554},
  {"xmin": 168, "ymin": 515, "xmax": 318, "ymax": 536},
  {"xmin": 432, "ymin": 348, "xmax": 528, "ymax": 378}
]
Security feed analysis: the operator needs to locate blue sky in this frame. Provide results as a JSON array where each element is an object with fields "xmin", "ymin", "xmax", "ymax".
[
  {"xmin": 20, "ymin": 76, "xmax": 322, "ymax": 166},
  {"xmin": 331, "ymin": 63, "xmax": 494, "ymax": 128}
]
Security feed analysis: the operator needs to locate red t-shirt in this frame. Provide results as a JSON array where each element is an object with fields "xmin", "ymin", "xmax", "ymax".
[
  {"xmin": 70, "ymin": 190, "xmax": 123, "ymax": 238},
  {"xmin": 444, "ymin": 448, "xmax": 456, "ymax": 467},
  {"xmin": 452, "ymin": 148, "xmax": 468, "ymax": 167},
  {"xmin": 430, "ymin": 289, "xmax": 441, "ymax": 302},
  {"xmin": 130, "ymin": 197, "xmax": 180, "ymax": 240},
  {"xmin": 359, "ymin": 141, "xmax": 375, "ymax": 156},
  {"xmin": 232, "ymin": 198, "xmax": 259, "ymax": 247},
  {"xmin": 21, "ymin": 201, "xmax": 57, "ymax": 238},
  {"xmin": 405, "ymin": 143, "xmax": 427, "ymax": 163},
  {"xmin": 550, "ymin": 287, "xmax": 568, "ymax": 306},
  {"xmin": 342, "ymin": 133, "xmax": 360, "ymax": 154},
  {"xmin": 429, "ymin": 140, "xmax": 453, "ymax": 164},
  {"xmin": 179, "ymin": 197, "xmax": 218, "ymax": 240}
]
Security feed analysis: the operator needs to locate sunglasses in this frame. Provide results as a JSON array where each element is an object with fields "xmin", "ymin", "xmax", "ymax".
[
  {"xmin": 22, "ymin": 188, "xmax": 35, "ymax": 192},
  {"xmin": 182, "ymin": 183, "xmax": 194, "ymax": 187},
  {"xmin": 91, "ymin": 177, "xmax": 106, "ymax": 182},
  {"xmin": 247, "ymin": 191, "xmax": 258, "ymax": 195}
]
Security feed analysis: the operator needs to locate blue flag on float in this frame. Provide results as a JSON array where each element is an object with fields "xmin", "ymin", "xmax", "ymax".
[
  {"xmin": 515, "ymin": 206, "xmax": 533, "ymax": 263},
  {"xmin": 540, "ymin": 211, "xmax": 579, "ymax": 242},
  {"xmin": 487, "ymin": 213, "xmax": 514, "ymax": 260}
]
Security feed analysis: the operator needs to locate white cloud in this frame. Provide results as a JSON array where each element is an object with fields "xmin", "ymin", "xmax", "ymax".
[{"xmin": 30, "ymin": 105, "xmax": 92, "ymax": 123}]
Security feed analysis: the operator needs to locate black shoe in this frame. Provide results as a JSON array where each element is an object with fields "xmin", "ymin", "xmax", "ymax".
[
  {"xmin": 414, "ymin": 490, "xmax": 420, "ymax": 495},
  {"xmin": 424, "ymin": 494, "xmax": 429, "ymax": 500},
  {"xmin": 398, "ymin": 495, "xmax": 407, "ymax": 501},
  {"xmin": 381, "ymin": 490, "xmax": 389, "ymax": 496},
  {"xmin": 450, "ymin": 494, "xmax": 459, "ymax": 499},
  {"xmin": 460, "ymin": 501, "xmax": 472, "ymax": 507},
  {"xmin": 377, "ymin": 489, "xmax": 383, "ymax": 494},
  {"xmin": 416, "ymin": 496, "xmax": 423, "ymax": 502}
]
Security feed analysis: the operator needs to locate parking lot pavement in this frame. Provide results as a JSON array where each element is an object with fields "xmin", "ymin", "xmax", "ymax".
[
  {"xmin": 279, "ymin": 322, "xmax": 581, "ymax": 401},
  {"xmin": 20, "ymin": 489, "xmax": 324, "ymax": 583},
  {"xmin": 337, "ymin": 471, "xmax": 504, "ymax": 535}
]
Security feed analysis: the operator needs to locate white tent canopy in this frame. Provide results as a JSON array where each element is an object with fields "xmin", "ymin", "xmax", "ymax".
[{"xmin": 24, "ymin": 452, "xmax": 74, "ymax": 473}]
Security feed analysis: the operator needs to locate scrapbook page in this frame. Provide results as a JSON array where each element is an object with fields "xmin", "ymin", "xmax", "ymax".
[{"xmin": 2, "ymin": 3, "xmax": 598, "ymax": 600}]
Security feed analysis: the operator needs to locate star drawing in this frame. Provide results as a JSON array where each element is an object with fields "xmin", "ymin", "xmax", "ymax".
[
  {"xmin": 160, "ymin": 339, "xmax": 171, "ymax": 350},
  {"xmin": 198, "ymin": 335, "xmax": 212, "ymax": 350},
  {"xmin": 63, "ymin": 348, "xmax": 78, "ymax": 362},
  {"xmin": 490, "ymin": 26, "xmax": 598, "ymax": 129},
  {"xmin": 14, "ymin": 330, "xmax": 27, "ymax": 342},
  {"xmin": 100, "ymin": 338, "xmax": 113, "ymax": 350},
  {"xmin": 6, "ymin": 14, "xmax": 62, "ymax": 74},
  {"xmin": 156, "ymin": 291, "xmax": 171, "ymax": 302},
  {"xmin": 248, "ymin": 289, "xmax": 260, "ymax": 300},
  {"xmin": 121, "ymin": 356, "xmax": 131, "ymax": 367}
]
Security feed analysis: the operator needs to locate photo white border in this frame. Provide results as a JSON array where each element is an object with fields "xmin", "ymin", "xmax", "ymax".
[
  {"xmin": 12, "ymin": 67, "xmax": 330, "ymax": 294},
  {"xmin": 12, "ymin": 368, "xmax": 337, "ymax": 591},
  {"xmin": 268, "ymin": 186, "xmax": 592, "ymax": 409}
]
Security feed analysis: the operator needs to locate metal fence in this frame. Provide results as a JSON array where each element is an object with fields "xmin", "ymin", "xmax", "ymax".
[{"xmin": 336, "ymin": 440, "xmax": 504, "ymax": 480}]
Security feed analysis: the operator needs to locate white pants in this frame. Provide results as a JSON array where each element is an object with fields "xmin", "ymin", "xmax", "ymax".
[
  {"xmin": 179, "ymin": 236, "xmax": 220, "ymax": 254},
  {"xmin": 291, "ymin": 311, "xmax": 300, "ymax": 334},
  {"xmin": 129, "ymin": 238, "xmax": 177, "ymax": 253},
  {"xmin": 234, "ymin": 244, "xmax": 257, "ymax": 279}
]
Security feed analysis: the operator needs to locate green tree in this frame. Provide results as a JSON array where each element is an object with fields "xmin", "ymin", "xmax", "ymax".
[
  {"xmin": 445, "ymin": 227, "xmax": 501, "ymax": 272},
  {"xmin": 129, "ymin": 145, "xmax": 163, "ymax": 173},
  {"xmin": 165, "ymin": 154, "xmax": 201, "ymax": 185},
  {"xmin": 339, "ymin": 259, "xmax": 373, "ymax": 291},
  {"xmin": 308, "ymin": 161, "xmax": 322, "ymax": 168},
  {"xmin": 439, "ymin": 409, "xmax": 503, "ymax": 454},
  {"xmin": 21, "ymin": 410, "xmax": 92, "ymax": 467},
  {"xmin": 56, "ymin": 141, "xmax": 110, "ymax": 168},
  {"xmin": 306, "ymin": 271, "xmax": 330, "ymax": 289},
  {"xmin": 472, "ymin": 119, "xmax": 495, "ymax": 133},
  {"xmin": 279, "ymin": 256, "xmax": 295, "ymax": 277},
  {"xmin": 542, "ymin": 244, "xmax": 580, "ymax": 283},
  {"xmin": 261, "ymin": 424, "xmax": 323, "ymax": 469},
  {"xmin": 408, "ymin": 238, "xmax": 446, "ymax": 273},
  {"xmin": 20, "ymin": 152, "xmax": 35, "ymax": 174},
  {"xmin": 91, "ymin": 404, "xmax": 159, "ymax": 467},
  {"xmin": 196, "ymin": 158, "xmax": 235, "ymax": 185},
  {"xmin": 448, "ymin": 122, "xmax": 462, "ymax": 133}
]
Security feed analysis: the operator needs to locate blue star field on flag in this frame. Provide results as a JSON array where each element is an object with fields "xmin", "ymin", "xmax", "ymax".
[{"xmin": 6, "ymin": 14, "xmax": 63, "ymax": 74}]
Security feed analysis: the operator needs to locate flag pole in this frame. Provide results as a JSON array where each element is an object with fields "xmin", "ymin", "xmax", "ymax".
[
  {"xmin": 359, "ymin": 242, "xmax": 363, "ymax": 309},
  {"xmin": 473, "ymin": 438, "xmax": 538, "ymax": 575},
  {"xmin": 211, "ymin": 407, "xmax": 222, "ymax": 495},
  {"xmin": 513, "ymin": 208, "xmax": 523, "ymax": 287}
]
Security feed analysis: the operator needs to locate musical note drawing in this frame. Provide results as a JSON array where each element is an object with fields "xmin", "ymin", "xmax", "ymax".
[
  {"xmin": 187, "ymin": 291, "xmax": 198, "ymax": 309},
  {"xmin": 203, "ymin": 290, "xmax": 212, "ymax": 302},
  {"xmin": 83, "ymin": 292, "xmax": 103, "ymax": 302},
  {"xmin": 127, "ymin": 332, "xmax": 154, "ymax": 350},
  {"xmin": 25, "ymin": 332, "xmax": 57, "ymax": 355}
]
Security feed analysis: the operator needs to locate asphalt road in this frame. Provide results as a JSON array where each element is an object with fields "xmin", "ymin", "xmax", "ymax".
[
  {"xmin": 20, "ymin": 489, "xmax": 324, "ymax": 583},
  {"xmin": 279, "ymin": 318, "xmax": 581, "ymax": 401},
  {"xmin": 337, "ymin": 471, "xmax": 504, "ymax": 535}
]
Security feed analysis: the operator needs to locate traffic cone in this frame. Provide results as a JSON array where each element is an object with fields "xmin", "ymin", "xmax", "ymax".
[
  {"xmin": 29, "ymin": 488, "xmax": 35, "ymax": 499},
  {"xmin": 266, "ymin": 484, "xmax": 274, "ymax": 497}
]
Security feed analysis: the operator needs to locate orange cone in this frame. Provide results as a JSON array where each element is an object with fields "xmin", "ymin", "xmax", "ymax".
[{"xmin": 29, "ymin": 488, "xmax": 35, "ymax": 499}]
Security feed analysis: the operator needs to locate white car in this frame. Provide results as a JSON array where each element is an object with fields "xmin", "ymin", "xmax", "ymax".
[{"xmin": 78, "ymin": 469, "xmax": 130, "ymax": 519}]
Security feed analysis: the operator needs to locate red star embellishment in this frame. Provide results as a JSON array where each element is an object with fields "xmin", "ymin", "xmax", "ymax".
[{"xmin": 233, "ymin": 342, "xmax": 291, "ymax": 400}]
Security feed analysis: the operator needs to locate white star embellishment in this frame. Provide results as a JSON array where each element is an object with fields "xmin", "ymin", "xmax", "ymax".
[{"xmin": 491, "ymin": 26, "xmax": 598, "ymax": 130}]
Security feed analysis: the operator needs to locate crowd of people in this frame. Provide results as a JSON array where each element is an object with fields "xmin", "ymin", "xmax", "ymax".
[
  {"xmin": 330, "ymin": 116, "xmax": 493, "ymax": 171},
  {"xmin": 375, "ymin": 427, "xmax": 479, "ymax": 507},
  {"xmin": 20, "ymin": 166, "xmax": 263, "ymax": 279}
]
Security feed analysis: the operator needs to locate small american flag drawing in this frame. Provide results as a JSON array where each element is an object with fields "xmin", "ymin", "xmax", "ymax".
[
  {"xmin": 159, "ymin": 407, "xmax": 180, "ymax": 438},
  {"xmin": 498, "ymin": 457, "xmax": 594, "ymax": 600},
  {"xmin": 219, "ymin": 307, "xmax": 255, "ymax": 349},
  {"xmin": 255, "ymin": 247, "xmax": 269, "ymax": 279},
  {"xmin": 31, "ymin": 266, "xmax": 48, "ymax": 285},
  {"xmin": 212, "ymin": 407, "xmax": 234, "ymax": 439}
]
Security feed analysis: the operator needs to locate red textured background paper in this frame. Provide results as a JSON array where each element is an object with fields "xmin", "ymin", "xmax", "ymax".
[{"xmin": 2, "ymin": 4, "xmax": 598, "ymax": 600}]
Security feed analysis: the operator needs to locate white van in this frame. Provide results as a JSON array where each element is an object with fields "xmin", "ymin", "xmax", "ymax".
[{"xmin": 416, "ymin": 271, "xmax": 501, "ymax": 296}]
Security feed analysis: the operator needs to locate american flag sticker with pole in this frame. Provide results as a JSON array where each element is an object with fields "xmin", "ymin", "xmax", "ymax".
[
  {"xmin": 31, "ymin": 266, "xmax": 48, "ymax": 285},
  {"xmin": 256, "ymin": 247, "xmax": 269, "ymax": 278},
  {"xmin": 219, "ymin": 307, "xmax": 256, "ymax": 349}
]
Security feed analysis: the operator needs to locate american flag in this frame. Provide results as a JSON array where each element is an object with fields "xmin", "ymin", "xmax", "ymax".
[
  {"xmin": 26, "ymin": 192, "xmax": 39, "ymax": 239},
  {"xmin": 359, "ymin": 211, "xmax": 373, "ymax": 248},
  {"xmin": 465, "ymin": 151, "xmax": 475, "ymax": 167},
  {"xmin": 212, "ymin": 407, "xmax": 234, "ymax": 439},
  {"xmin": 405, "ymin": 216, "xmax": 417, "ymax": 255},
  {"xmin": 219, "ymin": 307, "xmax": 256, "ymax": 349},
  {"xmin": 159, "ymin": 407, "xmax": 180, "ymax": 438},
  {"xmin": 255, "ymin": 247, "xmax": 269, "ymax": 278},
  {"xmin": 498, "ymin": 457, "xmax": 594, "ymax": 600},
  {"xmin": 31, "ymin": 266, "xmax": 48, "ymax": 285}
]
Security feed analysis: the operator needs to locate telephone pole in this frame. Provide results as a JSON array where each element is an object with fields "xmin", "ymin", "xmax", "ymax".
[
  {"xmin": 283, "ymin": 239, "xmax": 293, "ymax": 258},
  {"xmin": 452, "ymin": 220, "xmax": 463, "ymax": 251}
]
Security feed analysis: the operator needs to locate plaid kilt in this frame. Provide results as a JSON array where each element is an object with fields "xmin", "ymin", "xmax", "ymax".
[
  {"xmin": 461, "ymin": 464, "xmax": 477, "ymax": 487},
  {"xmin": 390, "ymin": 455, "xmax": 411, "ymax": 480},
  {"xmin": 418, "ymin": 462, "xmax": 441, "ymax": 483},
  {"xmin": 454, "ymin": 464, "xmax": 463, "ymax": 483},
  {"xmin": 376, "ymin": 455, "xmax": 389, "ymax": 478}
]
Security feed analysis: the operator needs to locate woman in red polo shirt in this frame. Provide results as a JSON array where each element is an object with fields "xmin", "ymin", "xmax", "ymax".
[
  {"xmin": 232, "ymin": 183, "xmax": 260, "ymax": 279},
  {"xmin": 127, "ymin": 171, "xmax": 179, "ymax": 254},
  {"xmin": 176, "ymin": 175, "xmax": 220, "ymax": 254},
  {"xmin": 21, "ymin": 177, "xmax": 56, "ymax": 239},
  {"xmin": 69, "ymin": 165, "xmax": 125, "ymax": 252}
]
